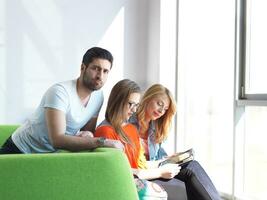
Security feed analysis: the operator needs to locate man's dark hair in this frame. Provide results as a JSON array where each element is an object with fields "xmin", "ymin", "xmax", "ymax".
[{"xmin": 82, "ymin": 47, "xmax": 113, "ymax": 68}]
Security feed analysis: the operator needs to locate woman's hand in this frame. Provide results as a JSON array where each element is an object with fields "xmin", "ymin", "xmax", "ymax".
[
  {"xmin": 146, "ymin": 160, "xmax": 163, "ymax": 168},
  {"xmin": 159, "ymin": 164, "xmax": 181, "ymax": 179},
  {"xmin": 132, "ymin": 164, "xmax": 180, "ymax": 180}
]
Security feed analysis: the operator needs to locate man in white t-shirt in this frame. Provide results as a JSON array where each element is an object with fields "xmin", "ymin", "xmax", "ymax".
[{"xmin": 0, "ymin": 47, "xmax": 124, "ymax": 153}]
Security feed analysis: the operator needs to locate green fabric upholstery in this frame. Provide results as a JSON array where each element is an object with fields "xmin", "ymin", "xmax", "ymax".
[
  {"xmin": 0, "ymin": 125, "xmax": 19, "ymax": 146},
  {"xmin": 0, "ymin": 125, "xmax": 138, "ymax": 200}
]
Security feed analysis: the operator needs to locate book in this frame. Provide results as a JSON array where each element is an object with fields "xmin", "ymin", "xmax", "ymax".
[{"xmin": 158, "ymin": 148, "xmax": 194, "ymax": 167}]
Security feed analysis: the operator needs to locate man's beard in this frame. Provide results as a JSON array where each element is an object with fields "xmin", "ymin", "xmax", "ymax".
[{"xmin": 82, "ymin": 74, "xmax": 103, "ymax": 91}]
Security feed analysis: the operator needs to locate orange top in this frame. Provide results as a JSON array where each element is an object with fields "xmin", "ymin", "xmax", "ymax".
[{"xmin": 95, "ymin": 123, "xmax": 147, "ymax": 169}]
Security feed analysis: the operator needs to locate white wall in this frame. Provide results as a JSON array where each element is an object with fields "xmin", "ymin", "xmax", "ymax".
[{"xmin": 0, "ymin": 0, "xmax": 160, "ymax": 124}]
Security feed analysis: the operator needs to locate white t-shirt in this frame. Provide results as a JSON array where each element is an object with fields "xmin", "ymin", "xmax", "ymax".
[{"xmin": 12, "ymin": 79, "xmax": 104, "ymax": 153}]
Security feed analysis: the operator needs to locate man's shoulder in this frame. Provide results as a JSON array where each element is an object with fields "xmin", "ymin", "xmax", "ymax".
[
  {"xmin": 42, "ymin": 80, "xmax": 75, "ymax": 112},
  {"xmin": 46, "ymin": 79, "xmax": 76, "ymax": 98},
  {"xmin": 47, "ymin": 79, "xmax": 73, "ymax": 91},
  {"xmin": 53, "ymin": 79, "xmax": 75, "ymax": 90}
]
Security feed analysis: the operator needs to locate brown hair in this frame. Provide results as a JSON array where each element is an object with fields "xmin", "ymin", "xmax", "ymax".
[{"xmin": 105, "ymin": 79, "xmax": 141, "ymax": 144}]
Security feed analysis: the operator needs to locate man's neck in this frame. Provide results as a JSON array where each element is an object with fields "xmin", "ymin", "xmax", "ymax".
[{"xmin": 76, "ymin": 78, "xmax": 92, "ymax": 106}]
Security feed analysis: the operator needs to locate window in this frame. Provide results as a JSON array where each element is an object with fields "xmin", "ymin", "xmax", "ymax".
[
  {"xmin": 235, "ymin": 0, "xmax": 267, "ymax": 199},
  {"xmin": 176, "ymin": 0, "xmax": 235, "ymax": 196},
  {"xmin": 158, "ymin": 0, "xmax": 267, "ymax": 199},
  {"xmin": 237, "ymin": 0, "xmax": 267, "ymax": 101},
  {"xmin": 243, "ymin": 107, "xmax": 267, "ymax": 199},
  {"xmin": 245, "ymin": 0, "xmax": 267, "ymax": 95}
]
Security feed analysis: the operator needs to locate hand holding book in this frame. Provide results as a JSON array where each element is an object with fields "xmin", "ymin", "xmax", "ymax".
[{"xmin": 158, "ymin": 148, "xmax": 194, "ymax": 167}]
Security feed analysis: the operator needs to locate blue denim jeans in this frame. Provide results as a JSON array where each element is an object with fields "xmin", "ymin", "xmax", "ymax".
[{"xmin": 176, "ymin": 160, "xmax": 221, "ymax": 200}]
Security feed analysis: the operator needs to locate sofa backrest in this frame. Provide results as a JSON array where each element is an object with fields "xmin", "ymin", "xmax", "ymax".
[{"xmin": 0, "ymin": 125, "xmax": 19, "ymax": 146}]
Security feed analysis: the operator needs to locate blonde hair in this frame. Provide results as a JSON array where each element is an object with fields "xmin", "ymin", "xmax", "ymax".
[
  {"xmin": 105, "ymin": 79, "xmax": 141, "ymax": 145},
  {"xmin": 137, "ymin": 84, "xmax": 176, "ymax": 143}
]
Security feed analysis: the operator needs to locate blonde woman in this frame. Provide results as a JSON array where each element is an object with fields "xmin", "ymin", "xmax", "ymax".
[{"xmin": 129, "ymin": 84, "xmax": 221, "ymax": 200}]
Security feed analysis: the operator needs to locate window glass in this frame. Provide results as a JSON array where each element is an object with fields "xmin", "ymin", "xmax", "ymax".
[
  {"xmin": 177, "ymin": 0, "xmax": 235, "ymax": 194},
  {"xmin": 246, "ymin": 0, "xmax": 267, "ymax": 94},
  {"xmin": 243, "ymin": 107, "xmax": 267, "ymax": 199}
]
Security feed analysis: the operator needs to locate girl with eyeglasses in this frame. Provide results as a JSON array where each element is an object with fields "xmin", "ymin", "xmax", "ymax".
[
  {"xmin": 95, "ymin": 80, "xmax": 221, "ymax": 199},
  {"xmin": 95, "ymin": 79, "xmax": 180, "ymax": 177}
]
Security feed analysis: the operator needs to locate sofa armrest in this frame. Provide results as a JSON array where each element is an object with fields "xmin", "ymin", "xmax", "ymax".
[{"xmin": 0, "ymin": 149, "xmax": 138, "ymax": 200}]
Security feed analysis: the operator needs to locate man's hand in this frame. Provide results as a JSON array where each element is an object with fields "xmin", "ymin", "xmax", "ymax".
[
  {"xmin": 104, "ymin": 139, "xmax": 124, "ymax": 151},
  {"xmin": 76, "ymin": 131, "xmax": 94, "ymax": 138}
]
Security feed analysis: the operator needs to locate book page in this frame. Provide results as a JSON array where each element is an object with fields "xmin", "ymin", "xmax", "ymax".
[{"xmin": 158, "ymin": 148, "xmax": 194, "ymax": 167}]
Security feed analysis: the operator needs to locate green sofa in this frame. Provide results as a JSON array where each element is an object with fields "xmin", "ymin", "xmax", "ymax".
[{"xmin": 0, "ymin": 125, "xmax": 138, "ymax": 200}]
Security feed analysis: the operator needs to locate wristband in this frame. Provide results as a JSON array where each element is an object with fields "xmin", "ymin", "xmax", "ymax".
[{"xmin": 97, "ymin": 137, "xmax": 106, "ymax": 147}]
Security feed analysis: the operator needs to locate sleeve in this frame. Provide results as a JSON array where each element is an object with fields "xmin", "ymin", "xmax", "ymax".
[
  {"xmin": 156, "ymin": 143, "xmax": 168, "ymax": 160},
  {"xmin": 94, "ymin": 126, "xmax": 118, "ymax": 140},
  {"xmin": 43, "ymin": 84, "xmax": 70, "ymax": 113}
]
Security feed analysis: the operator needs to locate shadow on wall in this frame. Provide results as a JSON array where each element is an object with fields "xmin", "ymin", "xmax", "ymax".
[{"xmin": 1, "ymin": 0, "xmax": 126, "ymax": 123}]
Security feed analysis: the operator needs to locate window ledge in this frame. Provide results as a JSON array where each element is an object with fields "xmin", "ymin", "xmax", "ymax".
[{"xmin": 236, "ymin": 100, "xmax": 267, "ymax": 106}]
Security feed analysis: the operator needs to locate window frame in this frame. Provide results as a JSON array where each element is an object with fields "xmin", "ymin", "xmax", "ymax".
[
  {"xmin": 236, "ymin": 0, "xmax": 267, "ymax": 104},
  {"xmin": 234, "ymin": 0, "xmax": 267, "ymax": 199}
]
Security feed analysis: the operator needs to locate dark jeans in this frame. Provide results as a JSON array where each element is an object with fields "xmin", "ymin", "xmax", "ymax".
[
  {"xmin": 152, "ymin": 178, "xmax": 187, "ymax": 200},
  {"xmin": 153, "ymin": 161, "xmax": 221, "ymax": 200},
  {"xmin": 0, "ymin": 136, "xmax": 22, "ymax": 154},
  {"xmin": 177, "ymin": 160, "xmax": 221, "ymax": 200}
]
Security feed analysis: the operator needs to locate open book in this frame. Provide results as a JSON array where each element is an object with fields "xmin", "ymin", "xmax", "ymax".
[{"xmin": 158, "ymin": 148, "xmax": 194, "ymax": 167}]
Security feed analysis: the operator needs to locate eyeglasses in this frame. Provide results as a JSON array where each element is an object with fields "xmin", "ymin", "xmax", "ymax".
[{"xmin": 128, "ymin": 101, "xmax": 140, "ymax": 109}]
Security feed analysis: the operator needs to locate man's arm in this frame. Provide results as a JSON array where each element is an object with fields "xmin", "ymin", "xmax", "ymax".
[
  {"xmin": 81, "ymin": 117, "xmax": 97, "ymax": 132},
  {"xmin": 45, "ymin": 108, "xmax": 123, "ymax": 151}
]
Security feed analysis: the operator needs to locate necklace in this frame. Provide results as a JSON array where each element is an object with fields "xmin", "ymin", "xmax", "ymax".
[{"xmin": 139, "ymin": 129, "xmax": 148, "ymax": 139}]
